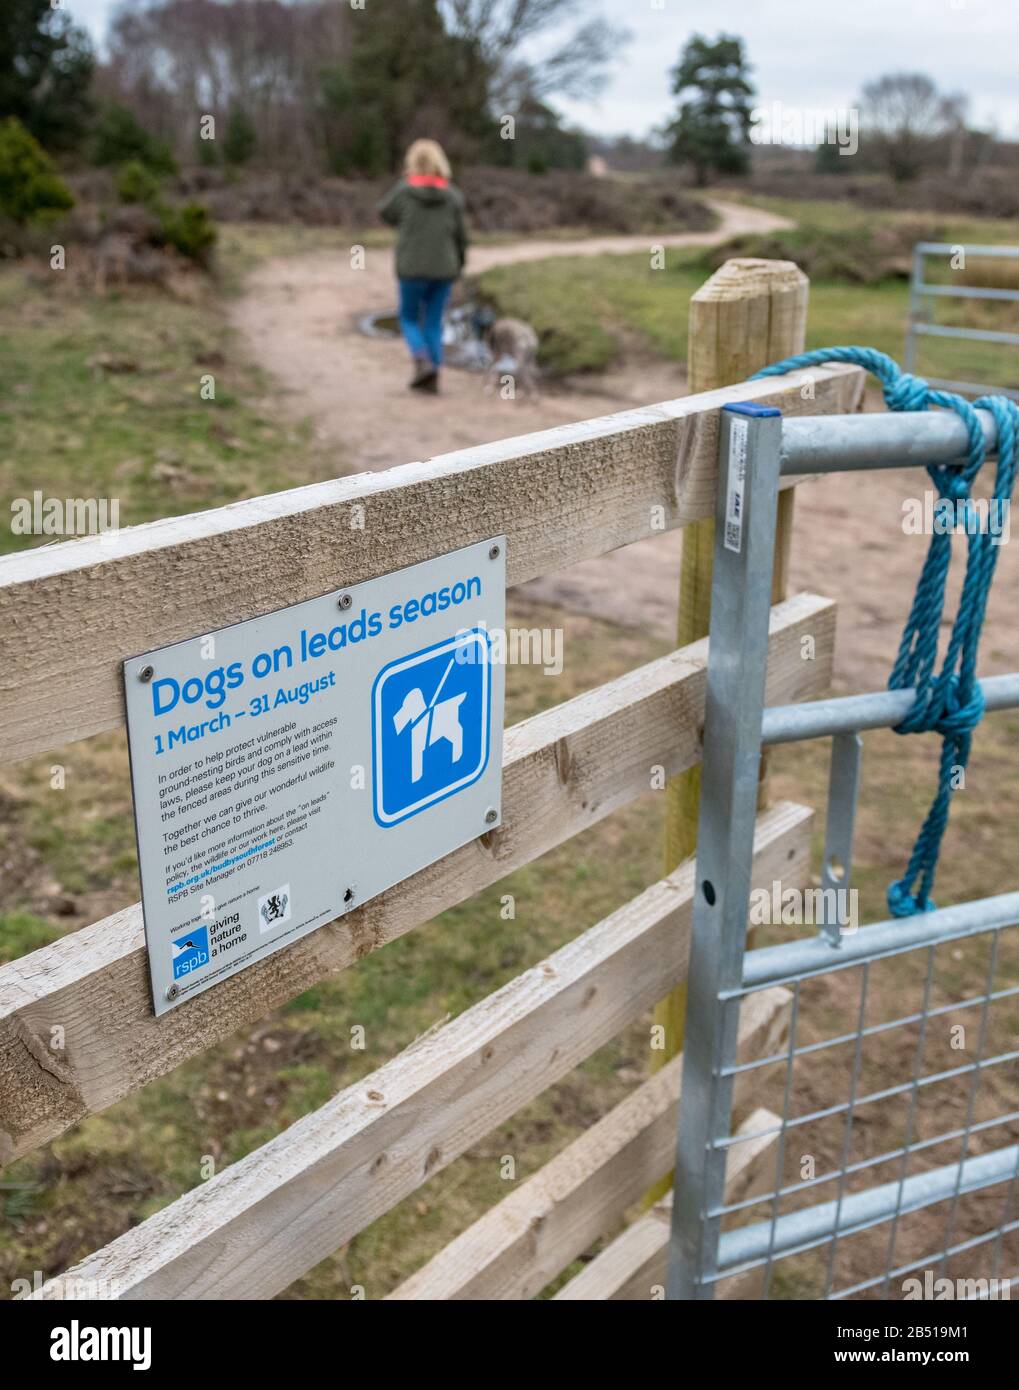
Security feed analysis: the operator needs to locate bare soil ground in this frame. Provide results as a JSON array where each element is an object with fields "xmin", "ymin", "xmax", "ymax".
[
  {"xmin": 557, "ymin": 453, "xmax": 1019, "ymax": 694},
  {"xmin": 229, "ymin": 199, "xmax": 789, "ymax": 465}
]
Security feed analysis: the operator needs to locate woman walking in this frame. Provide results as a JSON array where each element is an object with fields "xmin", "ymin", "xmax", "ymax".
[{"xmin": 378, "ymin": 140, "xmax": 468, "ymax": 394}]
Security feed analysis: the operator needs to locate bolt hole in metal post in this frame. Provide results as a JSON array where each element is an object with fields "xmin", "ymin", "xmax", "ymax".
[
  {"xmin": 668, "ymin": 402, "xmax": 1019, "ymax": 1301},
  {"xmin": 669, "ymin": 403, "xmax": 784, "ymax": 1301}
]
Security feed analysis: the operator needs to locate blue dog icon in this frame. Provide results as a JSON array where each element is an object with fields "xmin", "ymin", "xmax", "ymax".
[{"xmin": 373, "ymin": 629, "xmax": 491, "ymax": 826}]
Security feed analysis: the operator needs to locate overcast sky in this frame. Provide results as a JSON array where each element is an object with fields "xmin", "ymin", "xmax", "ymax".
[{"xmin": 64, "ymin": 0, "xmax": 1019, "ymax": 140}]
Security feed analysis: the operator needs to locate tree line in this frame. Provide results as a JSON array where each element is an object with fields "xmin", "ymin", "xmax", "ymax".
[
  {"xmin": 663, "ymin": 35, "xmax": 983, "ymax": 186},
  {"xmin": 4, "ymin": 0, "xmax": 622, "ymax": 176},
  {"xmin": 0, "ymin": 0, "xmax": 1005, "ymax": 236}
]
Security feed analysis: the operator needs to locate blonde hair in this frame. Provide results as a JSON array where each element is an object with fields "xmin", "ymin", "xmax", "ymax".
[{"xmin": 404, "ymin": 139, "xmax": 451, "ymax": 179}]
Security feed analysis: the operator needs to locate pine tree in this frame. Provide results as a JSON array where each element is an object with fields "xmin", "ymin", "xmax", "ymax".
[{"xmin": 664, "ymin": 34, "xmax": 754, "ymax": 186}]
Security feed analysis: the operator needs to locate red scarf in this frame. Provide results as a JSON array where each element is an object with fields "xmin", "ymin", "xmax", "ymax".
[{"xmin": 407, "ymin": 174, "xmax": 449, "ymax": 188}]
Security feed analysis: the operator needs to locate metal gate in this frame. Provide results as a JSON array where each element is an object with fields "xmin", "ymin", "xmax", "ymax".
[
  {"xmin": 666, "ymin": 402, "xmax": 1019, "ymax": 1300},
  {"xmin": 905, "ymin": 241, "xmax": 1019, "ymax": 402}
]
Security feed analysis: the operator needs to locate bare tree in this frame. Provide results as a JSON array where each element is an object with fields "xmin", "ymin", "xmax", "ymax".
[
  {"xmin": 860, "ymin": 72, "xmax": 968, "ymax": 181},
  {"xmin": 439, "ymin": 0, "xmax": 628, "ymax": 109},
  {"xmin": 101, "ymin": 0, "xmax": 619, "ymax": 172},
  {"xmin": 104, "ymin": 0, "xmax": 352, "ymax": 166}
]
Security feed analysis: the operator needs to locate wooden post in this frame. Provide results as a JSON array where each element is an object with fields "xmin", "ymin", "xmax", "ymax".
[{"xmin": 646, "ymin": 258, "xmax": 809, "ymax": 1205}]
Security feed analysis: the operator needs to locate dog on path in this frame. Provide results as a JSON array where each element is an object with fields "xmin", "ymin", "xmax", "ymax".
[{"xmin": 484, "ymin": 317, "xmax": 539, "ymax": 398}]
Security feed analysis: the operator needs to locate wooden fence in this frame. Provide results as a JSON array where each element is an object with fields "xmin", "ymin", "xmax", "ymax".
[{"xmin": 0, "ymin": 259, "xmax": 866, "ymax": 1299}]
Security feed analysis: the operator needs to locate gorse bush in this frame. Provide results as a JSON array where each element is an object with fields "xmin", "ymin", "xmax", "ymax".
[
  {"xmin": 116, "ymin": 160, "xmax": 163, "ymax": 206},
  {"xmin": 159, "ymin": 201, "xmax": 217, "ymax": 264},
  {"xmin": 0, "ymin": 117, "xmax": 74, "ymax": 226},
  {"xmin": 110, "ymin": 158, "xmax": 217, "ymax": 268}
]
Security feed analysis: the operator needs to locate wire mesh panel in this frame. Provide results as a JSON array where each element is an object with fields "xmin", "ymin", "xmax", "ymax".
[
  {"xmin": 667, "ymin": 401, "xmax": 1019, "ymax": 1301},
  {"xmin": 710, "ymin": 920, "xmax": 1019, "ymax": 1300}
]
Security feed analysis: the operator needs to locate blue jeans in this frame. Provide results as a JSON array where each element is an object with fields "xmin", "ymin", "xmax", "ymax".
[{"xmin": 398, "ymin": 278, "xmax": 453, "ymax": 365}]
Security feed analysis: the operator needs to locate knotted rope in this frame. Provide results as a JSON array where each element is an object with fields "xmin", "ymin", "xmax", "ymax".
[{"xmin": 751, "ymin": 348, "xmax": 1018, "ymax": 916}]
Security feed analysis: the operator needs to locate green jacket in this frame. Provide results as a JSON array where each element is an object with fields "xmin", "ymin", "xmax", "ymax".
[{"xmin": 377, "ymin": 180, "xmax": 467, "ymax": 282}]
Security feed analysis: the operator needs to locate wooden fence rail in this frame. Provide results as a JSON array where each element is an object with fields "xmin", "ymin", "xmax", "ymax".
[
  {"xmin": 33, "ymin": 803, "xmax": 810, "ymax": 1299},
  {"xmin": 0, "ymin": 592, "xmax": 833, "ymax": 1166},
  {"xmin": 388, "ymin": 991, "xmax": 791, "ymax": 1301},
  {"xmin": 0, "ymin": 363, "xmax": 861, "ymax": 764},
  {"xmin": 553, "ymin": 1109, "xmax": 780, "ymax": 1301},
  {"xmin": 0, "ymin": 260, "xmax": 863, "ymax": 1299}
]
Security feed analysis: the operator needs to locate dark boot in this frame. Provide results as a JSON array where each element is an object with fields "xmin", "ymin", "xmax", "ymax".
[
  {"xmin": 410, "ymin": 354, "xmax": 437, "ymax": 390},
  {"xmin": 421, "ymin": 368, "xmax": 440, "ymax": 394}
]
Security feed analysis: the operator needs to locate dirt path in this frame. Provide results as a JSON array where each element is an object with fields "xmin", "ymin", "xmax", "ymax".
[
  {"xmin": 232, "ymin": 200, "xmax": 1019, "ymax": 692},
  {"xmin": 229, "ymin": 198, "xmax": 789, "ymax": 467}
]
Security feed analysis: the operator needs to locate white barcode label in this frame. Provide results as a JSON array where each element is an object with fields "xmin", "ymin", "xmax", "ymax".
[{"xmin": 724, "ymin": 417, "xmax": 748, "ymax": 553}]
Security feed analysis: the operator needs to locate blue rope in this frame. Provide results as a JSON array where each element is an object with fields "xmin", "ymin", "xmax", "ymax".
[{"xmin": 750, "ymin": 348, "xmax": 1018, "ymax": 917}]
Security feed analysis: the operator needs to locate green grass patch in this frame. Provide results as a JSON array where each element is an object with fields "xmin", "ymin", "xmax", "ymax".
[
  {"xmin": 478, "ymin": 246, "xmax": 919, "ymax": 375},
  {"xmin": 479, "ymin": 198, "xmax": 1019, "ymax": 390},
  {"xmin": 0, "ymin": 232, "xmax": 338, "ymax": 561},
  {"xmin": 0, "ymin": 911, "xmax": 63, "ymax": 963},
  {"xmin": 718, "ymin": 190, "xmax": 1019, "ymax": 249}
]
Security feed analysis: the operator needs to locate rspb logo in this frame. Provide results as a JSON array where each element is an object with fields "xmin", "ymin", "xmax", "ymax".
[{"xmin": 171, "ymin": 925, "xmax": 210, "ymax": 980}]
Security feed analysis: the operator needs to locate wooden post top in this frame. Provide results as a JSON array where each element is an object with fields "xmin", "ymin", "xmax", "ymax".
[
  {"xmin": 688, "ymin": 257, "xmax": 810, "ymax": 396},
  {"xmin": 692, "ymin": 257, "xmax": 808, "ymax": 300}
]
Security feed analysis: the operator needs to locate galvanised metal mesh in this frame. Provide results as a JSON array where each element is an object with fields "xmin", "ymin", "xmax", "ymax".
[{"xmin": 711, "ymin": 920, "xmax": 1019, "ymax": 1300}]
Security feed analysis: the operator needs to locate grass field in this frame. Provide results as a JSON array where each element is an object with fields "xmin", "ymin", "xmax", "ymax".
[
  {"xmin": 1, "ymin": 207, "xmax": 1017, "ymax": 1298},
  {"xmin": 0, "ymin": 226, "xmax": 352, "ymax": 562},
  {"xmin": 479, "ymin": 195, "xmax": 1019, "ymax": 388}
]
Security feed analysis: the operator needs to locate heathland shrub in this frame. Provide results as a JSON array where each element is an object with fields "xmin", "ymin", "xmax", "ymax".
[
  {"xmin": 0, "ymin": 117, "xmax": 74, "ymax": 226},
  {"xmin": 188, "ymin": 166, "xmax": 715, "ymax": 235},
  {"xmin": 109, "ymin": 163, "xmax": 217, "ymax": 268},
  {"xmin": 116, "ymin": 160, "xmax": 163, "ymax": 206},
  {"xmin": 703, "ymin": 220, "xmax": 941, "ymax": 285},
  {"xmin": 158, "ymin": 201, "xmax": 217, "ymax": 264}
]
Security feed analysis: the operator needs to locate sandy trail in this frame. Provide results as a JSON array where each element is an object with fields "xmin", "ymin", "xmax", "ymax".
[
  {"xmin": 232, "ymin": 199, "xmax": 1019, "ymax": 691},
  {"xmin": 229, "ymin": 198, "xmax": 789, "ymax": 466}
]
